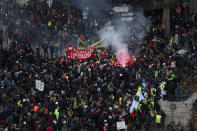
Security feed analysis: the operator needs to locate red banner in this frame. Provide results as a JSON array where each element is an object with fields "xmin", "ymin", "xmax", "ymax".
[{"xmin": 66, "ymin": 45, "xmax": 95, "ymax": 59}]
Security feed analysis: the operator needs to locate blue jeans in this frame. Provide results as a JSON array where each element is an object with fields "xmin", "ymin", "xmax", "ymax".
[{"xmin": 176, "ymin": 92, "xmax": 183, "ymax": 101}]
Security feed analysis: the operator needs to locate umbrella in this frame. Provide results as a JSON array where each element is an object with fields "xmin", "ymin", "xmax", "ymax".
[
  {"xmin": 173, "ymin": 48, "xmax": 190, "ymax": 57},
  {"xmin": 176, "ymin": 49, "xmax": 188, "ymax": 55}
]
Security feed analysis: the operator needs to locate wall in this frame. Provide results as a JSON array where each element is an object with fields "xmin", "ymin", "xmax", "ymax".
[
  {"xmin": 159, "ymin": 92, "xmax": 197, "ymax": 128},
  {"xmin": 190, "ymin": 0, "xmax": 197, "ymax": 14}
]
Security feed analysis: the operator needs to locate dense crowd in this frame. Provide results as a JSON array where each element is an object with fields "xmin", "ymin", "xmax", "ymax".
[{"xmin": 0, "ymin": 0, "xmax": 197, "ymax": 131}]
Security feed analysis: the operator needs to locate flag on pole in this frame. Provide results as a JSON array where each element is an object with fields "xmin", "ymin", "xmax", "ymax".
[{"xmin": 78, "ymin": 39, "xmax": 87, "ymax": 49}]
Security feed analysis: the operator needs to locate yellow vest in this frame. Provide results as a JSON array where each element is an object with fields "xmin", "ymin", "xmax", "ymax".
[
  {"xmin": 161, "ymin": 81, "xmax": 166, "ymax": 90},
  {"xmin": 73, "ymin": 100, "xmax": 77, "ymax": 109},
  {"xmin": 138, "ymin": 86, "xmax": 142, "ymax": 91},
  {"xmin": 151, "ymin": 101, "xmax": 154, "ymax": 108},
  {"xmin": 66, "ymin": 76, "xmax": 68, "ymax": 80},
  {"xmin": 170, "ymin": 38, "xmax": 174, "ymax": 44},
  {"xmin": 155, "ymin": 71, "xmax": 159, "ymax": 78},
  {"xmin": 168, "ymin": 74, "xmax": 175, "ymax": 81},
  {"xmin": 17, "ymin": 100, "xmax": 22, "ymax": 107},
  {"xmin": 137, "ymin": 91, "xmax": 140, "ymax": 95},
  {"xmin": 124, "ymin": 97, "xmax": 126, "ymax": 102},
  {"xmin": 156, "ymin": 115, "xmax": 161, "ymax": 123},
  {"xmin": 23, "ymin": 121, "xmax": 27, "ymax": 125},
  {"xmin": 55, "ymin": 109, "xmax": 59, "ymax": 120},
  {"xmin": 138, "ymin": 104, "xmax": 142, "ymax": 111},
  {"xmin": 151, "ymin": 88, "xmax": 156, "ymax": 96},
  {"xmin": 112, "ymin": 95, "xmax": 114, "ymax": 101},
  {"xmin": 48, "ymin": 21, "xmax": 52, "ymax": 27},
  {"xmin": 119, "ymin": 97, "xmax": 122, "ymax": 105}
]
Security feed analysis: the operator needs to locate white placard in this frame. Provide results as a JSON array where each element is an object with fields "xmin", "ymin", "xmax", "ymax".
[
  {"xmin": 35, "ymin": 80, "xmax": 44, "ymax": 91},
  {"xmin": 116, "ymin": 121, "xmax": 126, "ymax": 130},
  {"xmin": 113, "ymin": 7, "xmax": 129, "ymax": 13},
  {"xmin": 121, "ymin": 12, "xmax": 133, "ymax": 17},
  {"xmin": 49, "ymin": 91, "xmax": 54, "ymax": 96},
  {"xmin": 121, "ymin": 17, "xmax": 133, "ymax": 21}
]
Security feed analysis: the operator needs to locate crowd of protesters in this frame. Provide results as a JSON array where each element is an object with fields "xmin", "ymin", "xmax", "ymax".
[{"xmin": 0, "ymin": 0, "xmax": 197, "ymax": 131}]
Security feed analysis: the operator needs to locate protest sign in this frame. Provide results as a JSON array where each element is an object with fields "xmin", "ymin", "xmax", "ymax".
[
  {"xmin": 116, "ymin": 121, "xmax": 126, "ymax": 130},
  {"xmin": 35, "ymin": 80, "xmax": 44, "ymax": 91}
]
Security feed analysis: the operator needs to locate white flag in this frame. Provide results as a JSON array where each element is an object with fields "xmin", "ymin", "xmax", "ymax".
[{"xmin": 130, "ymin": 100, "xmax": 139, "ymax": 113}]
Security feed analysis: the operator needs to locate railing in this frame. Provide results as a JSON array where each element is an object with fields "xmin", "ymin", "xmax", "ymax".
[{"xmin": 166, "ymin": 72, "xmax": 197, "ymax": 102}]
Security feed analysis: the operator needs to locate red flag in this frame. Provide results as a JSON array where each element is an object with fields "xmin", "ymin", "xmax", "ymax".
[{"xmin": 130, "ymin": 112, "xmax": 135, "ymax": 119}]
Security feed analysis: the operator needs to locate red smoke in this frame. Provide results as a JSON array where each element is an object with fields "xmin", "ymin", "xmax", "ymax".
[{"xmin": 117, "ymin": 55, "xmax": 135, "ymax": 67}]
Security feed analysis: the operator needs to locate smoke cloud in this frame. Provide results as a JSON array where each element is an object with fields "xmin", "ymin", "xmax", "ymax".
[
  {"xmin": 98, "ymin": 22, "xmax": 130, "ymax": 66},
  {"xmin": 98, "ymin": 9, "xmax": 149, "ymax": 67}
]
